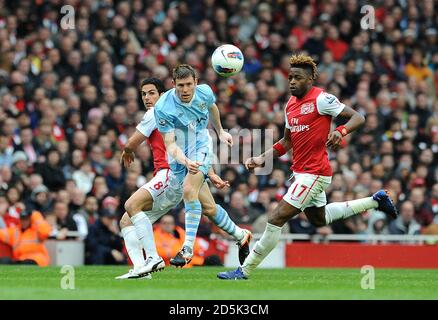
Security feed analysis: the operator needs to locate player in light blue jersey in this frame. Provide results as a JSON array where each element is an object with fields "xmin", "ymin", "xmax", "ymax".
[{"xmin": 154, "ymin": 64, "xmax": 252, "ymax": 267}]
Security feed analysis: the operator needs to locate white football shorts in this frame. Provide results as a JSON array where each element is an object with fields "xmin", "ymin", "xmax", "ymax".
[
  {"xmin": 283, "ymin": 172, "xmax": 332, "ymax": 211},
  {"xmin": 140, "ymin": 168, "xmax": 183, "ymax": 223}
]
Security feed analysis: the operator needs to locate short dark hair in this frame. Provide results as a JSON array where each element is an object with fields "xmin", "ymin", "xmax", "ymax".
[
  {"xmin": 172, "ymin": 64, "xmax": 196, "ymax": 81},
  {"xmin": 140, "ymin": 77, "xmax": 165, "ymax": 94}
]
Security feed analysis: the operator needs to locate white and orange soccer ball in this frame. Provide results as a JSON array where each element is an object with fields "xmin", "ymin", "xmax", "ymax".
[{"xmin": 211, "ymin": 44, "xmax": 244, "ymax": 77}]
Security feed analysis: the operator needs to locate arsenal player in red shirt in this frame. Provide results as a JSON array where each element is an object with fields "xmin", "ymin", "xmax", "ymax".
[{"xmin": 218, "ymin": 54, "xmax": 399, "ymax": 280}]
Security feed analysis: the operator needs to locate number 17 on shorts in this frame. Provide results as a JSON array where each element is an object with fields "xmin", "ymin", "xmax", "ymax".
[{"xmin": 283, "ymin": 173, "xmax": 331, "ymax": 211}]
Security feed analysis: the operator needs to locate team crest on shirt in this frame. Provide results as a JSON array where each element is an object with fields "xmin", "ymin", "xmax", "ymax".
[
  {"xmin": 300, "ymin": 102, "xmax": 315, "ymax": 115},
  {"xmin": 188, "ymin": 121, "xmax": 196, "ymax": 130},
  {"xmin": 159, "ymin": 119, "xmax": 167, "ymax": 126},
  {"xmin": 198, "ymin": 102, "xmax": 207, "ymax": 111}
]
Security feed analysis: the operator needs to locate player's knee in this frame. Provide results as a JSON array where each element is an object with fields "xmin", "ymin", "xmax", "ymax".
[
  {"xmin": 267, "ymin": 216, "xmax": 284, "ymax": 227},
  {"xmin": 267, "ymin": 210, "xmax": 286, "ymax": 227},
  {"xmin": 183, "ymin": 185, "xmax": 198, "ymax": 201},
  {"xmin": 304, "ymin": 210, "xmax": 327, "ymax": 227},
  {"xmin": 201, "ymin": 202, "xmax": 216, "ymax": 217},
  {"xmin": 268, "ymin": 203, "xmax": 295, "ymax": 227},
  {"xmin": 311, "ymin": 218, "xmax": 326, "ymax": 227},
  {"xmin": 119, "ymin": 213, "xmax": 132, "ymax": 229},
  {"xmin": 124, "ymin": 199, "xmax": 137, "ymax": 216}
]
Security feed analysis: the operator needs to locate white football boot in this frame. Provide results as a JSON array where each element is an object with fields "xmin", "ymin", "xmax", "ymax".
[
  {"xmin": 115, "ymin": 269, "xmax": 152, "ymax": 280},
  {"xmin": 136, "ymin": 256, "xmax": 166, "ymax": 276}
]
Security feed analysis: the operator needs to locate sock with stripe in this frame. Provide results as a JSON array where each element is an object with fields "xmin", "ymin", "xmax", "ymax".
[
  {"xmin": 183, "ymin": 200, "xmax": 202, "ymax": 252},
  {"xmin": 242, "ymin": 223, "xmax": 281, "ymax": 276},
  {"xmin": 208, "ymin": 205, "xmax": 244, "ymax": 241},
  {"xmin": 130, "ymin": 212, "xmax": 159, "ymax": 260},
  {"xmin": 324, "ymin": 197, "xmax": 378, "ymax": 224},
  {"xmin": 121, "ymin": 225, "xmax": 145, "ymax": 269}
]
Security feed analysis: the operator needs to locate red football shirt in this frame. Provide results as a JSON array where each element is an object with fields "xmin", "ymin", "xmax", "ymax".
[
  {"xmin": 284, "ymin": 86, "xmax": 345, "ymax": 177},
  {"xmin": 136, "ymin": 109, "xmax": 170, "ymax": 175}
]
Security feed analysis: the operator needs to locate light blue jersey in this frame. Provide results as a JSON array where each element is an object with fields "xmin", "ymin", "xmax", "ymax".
[{"xmin": 154, "ymin": 84, "xmax": 216, "ymax": 182}]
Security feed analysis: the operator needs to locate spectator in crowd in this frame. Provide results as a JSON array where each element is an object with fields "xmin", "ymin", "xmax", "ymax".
[
  {"xmin": 389, "ymin": 201, "xmax": 421, "ymax": 235},
  {"xmin": 154, "ymin": 214, "xmax": 205, "ymax": 267},
  {"xmin": 0, "ymin": 194, "xmax": 9, "ymax": 228},
  {"xmin": 72, "ymin": 160, "xmax": 95, "ymax": 195},
  {"xmin": 3, "ymin": 186, "xmax": 24, "ymax": 227},
  {"xmin": 26, "ymin": 184, "xmax": 53, "ymax": 215},
  {"xmin": 0, "ymin": 134, "xmax": 13, "ymax": 168},
  {"xmin": 366, "ymin": 211, "xmax": 389, "ymax": 236},
  {"xmin": 0, "ymin": 209, "xmax": 51, "ymax": 266},
  {"xmin": 70, "ymin": 188, "xmax": 89, "ymax": 240},
  {"xmin": 47, "ymin": 201, "xmax": 78, "ymax": 240},
  {"xmin": 10, "ymin": 151, "xmax": 29, "ymax": 185},
  {"xmin": 409, "ymin": 187, "xmax": 434, "ymax": 226},
  {"xmin": 13, "ymin": 126, "xmax": 39, "ymax": 165},
  {"xmin": 85, "ymin": 208, "xmax": 126, "ymax": 265},
  {"xmin": 431, "ymin": 183, "xmax": 438, "ymax": 217},
  {"xmin": 35, "ymin": 148, "xmax": 66, "ymax": 191},
  {"xmin": 83, "ymin": 196, "xmax": 99, "ymax": 224},
  {"xmin": 225, "ymin": 191, "xmax": 260, "ymax": 226}
]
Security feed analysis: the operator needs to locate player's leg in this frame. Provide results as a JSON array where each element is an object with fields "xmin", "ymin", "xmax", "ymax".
[
  {"xmin": 128, "ymin": 170, "xmax": 175, "ymax": 275},
  {"xmin": 115, "ymin": 213, "xmax": 148, "ymax": 279},
  {"xmin": 218, "ymin": 173, "xmax": 327, "ymax": 280},
  {"xmin": 218, "ymin": 199, "xmax": 300, "ymax": 280},
  {"xmin": 170, "ymin": 171, "xmax": 205, "ymax": 266},
  {"xmin": 125, "ymin": 188, "xmax": 160, "ymax": 260},
  {"xmin": 304, "ymin": 189, "xmax": 398, "ymax": 227},
  {"xmin": 198, "ymin": 182, "xmax": 252, "ymax": 264}
]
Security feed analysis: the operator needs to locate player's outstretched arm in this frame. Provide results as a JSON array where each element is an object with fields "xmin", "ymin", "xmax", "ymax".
[
  {"xmin": 209, "ymin": 103, "xmax": 233, "ymax": 146},
  {"xmin": 161, "ymin": 131, "xmax": 201, "ymax": 174},
  {"xmin": 245, "ymin": 127, "xmax": 292, "ymax": 171},
  {"xmin": 120, "ymin": 130, "xmax": 147, "ymax": 168},
  {"xmin": 326, "ymin": 106, "xmax": 365, "ymax": 150}
]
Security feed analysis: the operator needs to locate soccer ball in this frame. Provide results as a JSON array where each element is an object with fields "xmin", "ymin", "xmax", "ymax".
[{"xmin": 211, "ymin": 44, "xmax": 244, "ymax": 77}]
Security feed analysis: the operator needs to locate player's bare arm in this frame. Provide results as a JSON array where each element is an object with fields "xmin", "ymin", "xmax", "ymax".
[
  {"xmin": 209, "ymin": 103, "xmax": 233, "ymax": 146},
  {"xmin": 245, "ymin": 127, "xmax": 292, "ymax": 171},
  {"xmin": 326, "ymin": 106, "xmax": 365, "ymax": 150},
  {"xmin": 161, "ymin": 131, "xmax": 201, "ymax": 174},
  {"xmin": 120, "ymin": 130, "xmax": 147, "ymax": 168}
]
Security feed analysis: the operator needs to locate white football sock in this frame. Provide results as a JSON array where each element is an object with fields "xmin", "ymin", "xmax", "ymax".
[
  {"xmin": 130, "ymin": 212, "xmax": 159, "ymax": 260},
  {"xmin": 241, "ymin": 223, "xmax": 282, "ymax": 277},
  {"xmin": 324, "ymin": 197, "xmax": 378, "ymax": 224},
  {"xmin": 121, "ymin": 226, "xmax": 145, "ymax": 269}
]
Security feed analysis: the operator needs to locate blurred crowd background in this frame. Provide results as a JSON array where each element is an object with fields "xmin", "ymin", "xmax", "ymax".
[{"xmin": 0, "ymin": 0, "xmax": 438, "ymax": 266}]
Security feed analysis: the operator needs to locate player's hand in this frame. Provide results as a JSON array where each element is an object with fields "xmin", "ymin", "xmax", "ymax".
[
  {"xmin": 208, "ymin": 173, "xmax": 230, "ymax": 189},
  {"xmin": 244, "ymin": 156, "xmax": 265, "ymax": 171},
  {"xmin": 326, "ymin": 131, "xmax": 343, "ymax": 150},
  {"xmin": 219, "ymin": 129, "xmax": 233, "ymax": 147},
  {"xmin": 186, "ymin": 159, "xmax": 202, "ymax": 175},
  {"xmin": 120, "ymin": 150, "xmax": 135, "ymax": 168}
]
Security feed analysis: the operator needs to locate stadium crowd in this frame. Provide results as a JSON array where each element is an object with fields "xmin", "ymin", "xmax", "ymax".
[{"xmin": 0, "ymin": 0, "xmax": 438, "ymax": 265}]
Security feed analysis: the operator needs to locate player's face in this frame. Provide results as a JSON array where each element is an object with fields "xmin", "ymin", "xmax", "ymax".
[
  {"xmin": 173, "ymin": 76, "xmax": 197, "ymax": 103},
  {"xmin": 141, "ymin": 84, "xmax": 161, "ymax": 110},
  {"xmin": 289, "ymin": 67, "xmax": 312, "ymax": 98}
]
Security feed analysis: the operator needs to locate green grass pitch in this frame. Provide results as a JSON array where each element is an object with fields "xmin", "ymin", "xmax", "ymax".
[{"xmin": 0, "ymin": 266, "xmax": 437, "ymax": 300}]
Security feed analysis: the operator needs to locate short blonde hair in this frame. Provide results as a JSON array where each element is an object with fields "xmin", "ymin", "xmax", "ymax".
[{"xmin": 289, "ymin": 54, "xmax": 317, "ymax": 80}]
